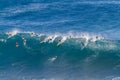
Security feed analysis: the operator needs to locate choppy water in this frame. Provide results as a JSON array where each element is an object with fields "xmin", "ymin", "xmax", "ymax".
[{"xmin": 0, "ymin": 0, "xmax": 120, "ymax": 80}]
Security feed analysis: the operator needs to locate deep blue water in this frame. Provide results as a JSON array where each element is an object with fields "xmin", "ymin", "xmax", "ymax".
[
  {"xmin": 0, "ymin": 0, "xmax": 120, "ymax": 80},
  {"xmin": 0, "ymin": 0, "xmax": 120, "ymax": 39}
]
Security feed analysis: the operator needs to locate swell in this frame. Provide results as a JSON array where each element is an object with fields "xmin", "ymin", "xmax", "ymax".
[{"xmin": 0, "ymin": 32, "xmax": 120, "ymax": 79}]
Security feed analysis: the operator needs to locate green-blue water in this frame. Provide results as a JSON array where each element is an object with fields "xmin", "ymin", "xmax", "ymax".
[
  {"xmin": 0, "ymin": 0, "xmax": 120, "ymax": 80},
  {"xmin": 0, "ymin": 32, "xmax": 120, "ymax": 80}
]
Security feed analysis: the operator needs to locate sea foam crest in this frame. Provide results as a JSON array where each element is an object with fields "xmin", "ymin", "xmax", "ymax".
[
  {"xmin": 5, "ymin": 29, "xmax": 20, "ymax": 38},
  {"xmin": 3, "ymin": 31, "xmax": 104, "ymax": 45}
]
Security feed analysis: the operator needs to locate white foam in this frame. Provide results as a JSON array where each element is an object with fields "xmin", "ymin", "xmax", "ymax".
[
  {"xmin": 0, "ymin": 39, "xmax": 6, "ymax": 42},
  {"xmin": 37, "ymin": 33, "xmax": 44, "ymax": 37},
  {"xmin": 4, "ymin": 31, "xmax": 104, "ymax": 44},
  {"xmin": 48, "ymin": 56, "xmax": 57, "ymax": 62},
  {"xmin": 112, "ymin": 77, "xmax": 120, "ymax": 80},
  {"xmin": 12, "ymin": 30, "xmax": 20, "ymax": 35},
  {"xmin": 66, "ymin": 31, "xmax": 104, "ymax": 41},
  {"xmin": 29, "ymin": 32, "xmax": 35, "ymax": 37},
  {"xmin": 6, "ymin": 29, "xmax": 20, "ymax": 38},
  {"xmin": 23, "ymin": 39, "xmax": 26, "ymax": 46},
  {"xmin": 51, "ymin": 35, "xmax": 58, "ymax": 42},
  {"xmin": 48, "ymin": 35, "xmax": 58, "ymax": 43},
  {"xmin": 62, "ymin": 36, "xmax": 67, "ymax": 42},
  {"xmin": 57, "ymin": 36, "xmax": 67, "ymax": 44},
  {"xmin": 40, "ymin": 34, "xmax": 59, "ymax": 43}
]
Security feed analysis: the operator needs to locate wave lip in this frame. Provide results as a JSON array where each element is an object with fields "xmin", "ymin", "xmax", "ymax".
[{"xmin": 0, "ymin": 31, "xmax": 119, "ymax": 51}]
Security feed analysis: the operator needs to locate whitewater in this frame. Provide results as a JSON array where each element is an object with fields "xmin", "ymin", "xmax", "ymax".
[
  {"xmin": 0, "ymin": 30, "xmax": 119, "ymax": 80},
  {"xmin": 0, "ymin": 0, "xmax": 120, "ymax": 80}
]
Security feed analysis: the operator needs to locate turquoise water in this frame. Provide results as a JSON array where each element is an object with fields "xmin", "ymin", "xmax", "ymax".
[
  {"xmin": 0, "ymin": 32, "xmax": 120, "ymax": 80},
  {"xmin": 0, "ymin": 0, "xmax": 120, "ymax": 80}
]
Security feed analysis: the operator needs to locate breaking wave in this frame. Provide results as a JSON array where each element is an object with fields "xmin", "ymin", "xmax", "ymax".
[{"xmin": 0, "ymin": 30, "xmax": 120, "ymax": 80}]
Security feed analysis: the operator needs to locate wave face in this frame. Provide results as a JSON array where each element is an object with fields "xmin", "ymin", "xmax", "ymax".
[
  {"xmin": 1, "ymin": 0, "xmax": 120, "ymax": 80},
  {"xmin": 0, "ymin": 32, "xmax": 120, "ymax": 80}
]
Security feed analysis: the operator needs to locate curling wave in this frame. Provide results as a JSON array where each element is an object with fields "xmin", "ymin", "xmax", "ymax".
[{"xmin": 0, "ymin": 31, "xmax": 120, "ymax": 80}]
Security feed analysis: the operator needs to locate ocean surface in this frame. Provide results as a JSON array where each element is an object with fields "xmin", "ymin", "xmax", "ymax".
[{"xmin": 0, "ymin": 0, "xmax": 120, "ymax": 80}]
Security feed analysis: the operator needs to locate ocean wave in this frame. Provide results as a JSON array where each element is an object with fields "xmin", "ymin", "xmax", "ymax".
[
  {"xmin": 0, "ymin": 30, "xmax": 104, "ymax": 43},
  {"xmin": 1, "ymin": 30, "xmax": 120, "ymax": 52},
  {"xmin": 0, "ymin": 30, "xmax": 120, "ymax": 79}
]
